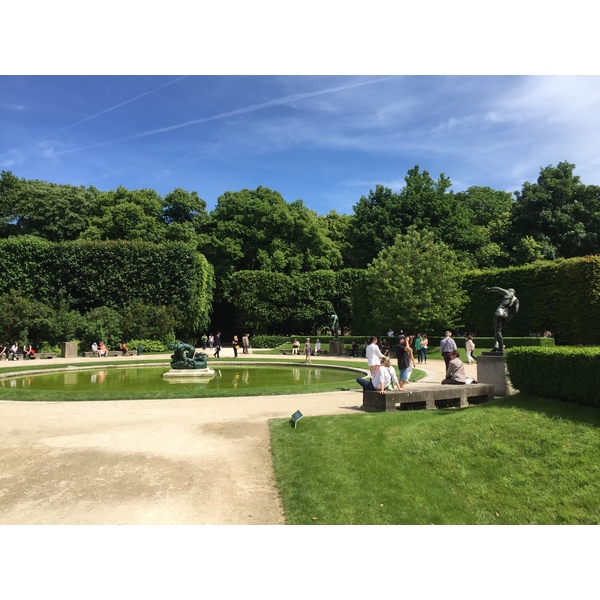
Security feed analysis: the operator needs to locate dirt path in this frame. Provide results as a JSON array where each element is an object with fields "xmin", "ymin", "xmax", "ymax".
[{"xmin": 0, "ymin": 352, "xmax": 470, "ymax": 524}]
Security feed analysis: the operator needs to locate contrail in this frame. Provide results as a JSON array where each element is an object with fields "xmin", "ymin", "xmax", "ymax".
[
  {"xmin": 46, "ymin": 75, "xmax": 189, "ymax": 137},
  {"xmin": 56, "ymin": 76, "xmax": 394, "ymax": 156}
]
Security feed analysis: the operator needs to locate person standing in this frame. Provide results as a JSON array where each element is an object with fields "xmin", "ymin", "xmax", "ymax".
[
  {"xmin": 214, "ymin": 331, "xmax": 222, "ymax": 358},
  {"xmin": 395, "ymin": 335, "xmax": 413, "ymax": 390},
  {"xmin": 208, "ymin": 334, "xmax": 214, "ymax": 350},
  {"xmin": 366, "ymin": 336, "xmax": 385, "ymax": 377},
  {"xmin": 465, "ymin": 334, "xmax": 477, "ymax": 364},
  {"xmin": 440, "ymin": 331, "xmax": 457, "ymax": 369},
  {"xmin": 242, "ymin": 333, "xmax": 249, "ymax": 354},
  {"xmin": 201, "ymin": 333, "xmax": 208, "ymax": 350},
  {"xmin": 304, "ymin": 338, "xmax": 312, "ymax": 364},
  {"xmin": 232, "ymin": 334, "xmax": 239, "ymax": 358},
  {"xmin": 414, "ymin": 334, "xmax": 422, "ymax": 363},
  {"xmin": 420, "ymin": 334, "xmax": 429, "ymax": 364}
]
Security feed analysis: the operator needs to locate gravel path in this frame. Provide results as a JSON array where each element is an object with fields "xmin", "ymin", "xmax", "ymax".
[{"xmin": 0, "ymin": 351, "xmax": 473, "ymax": 524}]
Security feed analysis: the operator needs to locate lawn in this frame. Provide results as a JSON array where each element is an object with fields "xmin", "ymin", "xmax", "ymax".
[{"xmin": 269, "ymin": 394, "xmax": 600, "ymax": 524}]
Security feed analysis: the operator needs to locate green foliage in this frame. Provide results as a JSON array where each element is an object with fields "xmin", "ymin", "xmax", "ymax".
[
  {"xmin": 0, "ymin": 238, "xmax": 214, "ymax": 337},
  {"xmin": 0, "ymin": 293, "xmax": 54, "ymax": 346},
  {"xmin": 126, "ymin": 339, "xmax": 172, "ymax": 353},
  {"xmin": 226, "ymin": 268, "xmax": 362, "ymax": 334},
  {"xmin": 509, "ymin": 161, "xmax": 600, "ymax": 261},
  {"xmin": 461, "ymin": 255, "xmax": 600, "ymax": 344},
  {"xmin": 506, "ymin": 346, "xmax": 600, "ymax": 407},
  {"xmin": 250, "ymin": 335, "xmax": 292, "ymax": 348},
  {"xmin": 270, "ymin": 396, "xmax": 600, "ymax": 524},
  {"xmin": 80, "ymin": 306, "xmax": 123, "ymax": 349},
  {"xmin": 353, "ymin": 227, "xmax": 468, "ymax": 334}
]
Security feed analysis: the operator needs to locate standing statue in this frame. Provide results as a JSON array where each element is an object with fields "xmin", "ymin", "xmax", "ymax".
[
  {"xmin": 485, "ymin": 286, "xmax": 519, "ymax": 352},
  {"xmin": 330, "ymin": 312, "xmax": 339, "ymax": 340}
]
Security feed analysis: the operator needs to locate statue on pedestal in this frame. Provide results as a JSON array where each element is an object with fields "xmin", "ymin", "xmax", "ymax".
[
  {"xmin": 485, "ymin": 286, "xmax": 519, "ymax": 353},
  {"xmin": 330, "ymin": 311, "xmax": 339, "ymax": 340},
  {"xmin": 168, "ymin": 342, "xmax": 209, "ymax": 369}
]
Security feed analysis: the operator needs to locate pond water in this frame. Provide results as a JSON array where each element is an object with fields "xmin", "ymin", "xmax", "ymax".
[{"xmin": 2, "ymin": 365, "xmax": 356, "ymax": 393}]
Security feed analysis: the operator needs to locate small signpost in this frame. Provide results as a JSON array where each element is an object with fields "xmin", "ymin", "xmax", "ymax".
[{"xmin": 291, "ymin": 410, "xmax": 303, "ymax": 429}]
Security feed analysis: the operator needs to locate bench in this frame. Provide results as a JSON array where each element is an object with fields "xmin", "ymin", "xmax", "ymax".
[
  {"xmin": 33, "ymin": 352, "xmax": 57, "ymax": 359},
  {"xmin": 362, "ymin": 383, "xmax": 495, "ymax": 412},
  {"xmin": 83, "ymin": 350, "xmax": 134, "ymax": 357}
]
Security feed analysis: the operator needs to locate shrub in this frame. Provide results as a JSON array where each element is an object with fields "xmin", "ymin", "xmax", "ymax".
[
  {"xmin": 505, "ymin": 346, "xmax": 600, "ymax": 407},
  {"xmin": 126, "ymin": 339, "xmax": 171, "ymax": 353}
]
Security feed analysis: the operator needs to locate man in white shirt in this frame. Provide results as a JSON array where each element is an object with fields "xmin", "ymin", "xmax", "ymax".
[
  {"xmin": 365, "ymin": 336, "xmax": 385, "ymax": 377},
  {"xmin": 357, "ymin": 356, "xmax": 403, "ymax": 394}
]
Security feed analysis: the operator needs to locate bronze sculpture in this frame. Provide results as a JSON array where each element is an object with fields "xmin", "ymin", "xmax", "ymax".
[
  {"xmin": 331, "ymin": 312, "xmax": 339, "ymax": 340},
  {"xmin": 168, "ymin": 341, "xmax": 209, "ymax": 369},
  {"xmin": 485, "ymin": 286, "xmax": 519, "ymax": 352}
]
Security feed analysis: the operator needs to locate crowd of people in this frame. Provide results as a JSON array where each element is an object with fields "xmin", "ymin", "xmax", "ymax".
[{"xmin": 356, "ymin": 329, "xmax": 477, "ymax": 393}]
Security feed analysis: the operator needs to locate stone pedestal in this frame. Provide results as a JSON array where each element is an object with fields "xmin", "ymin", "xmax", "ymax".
[
  {"xmin": 61, "ymin": 341, "xmax": 78, "ymax": 358},
  {"xmin": 477, "ymin": 353, "xmax": 518, "ymax": 397},
  {"xmin": 329, "ymin": 340, "xmax": 344, "ymax": 356}
]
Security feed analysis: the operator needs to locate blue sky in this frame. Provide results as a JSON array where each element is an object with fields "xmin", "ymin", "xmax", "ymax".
[{"xmin": 3, "ymin": 75, "xmax": 600, "ymax": 216}]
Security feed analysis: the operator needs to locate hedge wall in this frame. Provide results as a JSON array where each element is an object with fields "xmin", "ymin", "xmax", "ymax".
[
  {"xmin": 505, "ymin": 346, "xmax": 600, "ymax": 407},
  {"xmin": 0, "ymin": 238, "xmax": 214, "ymax": 334},
  {"xmin": 460, "ymin": 255, "xmax": 600, "ymax": 345}
]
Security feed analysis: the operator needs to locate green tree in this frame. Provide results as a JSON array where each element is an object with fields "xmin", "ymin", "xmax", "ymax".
[
  {"xmin": 0, "ymin": 172, "xmax": 97, "ymax": 241},
  {"xmin": 353, "ymin": 226, "xmax": 468, "ymax": 334},
  {"xmin": 83, "ymin": 186, "xmax": 166, "ymax": 242},
  {"xmin": 509, "ymin": 161, "xmax": 600, "ymax": 261}
]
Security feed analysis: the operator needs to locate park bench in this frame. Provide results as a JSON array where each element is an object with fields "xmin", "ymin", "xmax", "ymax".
[
  {"xmin": 32, "ymin": 352, "xmax": 57, "ymax": 359},
  {"xmin": 83, "ymin": 350, "xmax": 135, "ymax": 357},
  {"xmin": 361, "ymin": 382, "xmax": 495, "ymax": 412}
]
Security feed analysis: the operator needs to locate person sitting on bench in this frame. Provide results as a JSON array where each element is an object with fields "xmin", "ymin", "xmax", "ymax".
[{"xmin": 441, "ymin": 350, "xmax": 466, "ymax": 385}]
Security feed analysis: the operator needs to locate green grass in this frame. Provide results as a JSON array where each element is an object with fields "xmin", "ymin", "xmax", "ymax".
[{"xmin": 269, "ymin": 394, "xmax": 600, "ymax": 524}]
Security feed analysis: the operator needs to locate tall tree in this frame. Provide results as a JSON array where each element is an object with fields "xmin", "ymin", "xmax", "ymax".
[
  {"xmin": 509, "ymin": 161, "xmax": 600, "ymax": 261},
  {"xmin": 352, "ymin": 226, "xmax": 468, "ymax": 334},
  {"xmin": 0, "ymin": 172, "xmax": 97, "ymax": 241}
]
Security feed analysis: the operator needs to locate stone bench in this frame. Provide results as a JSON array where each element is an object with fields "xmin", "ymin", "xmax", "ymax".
[
  {"xmin": 34, "ymin": 352, "xmax": 57, "ymax": 359},
  {"xmin": 83, "ymin": 350, "xmax": 131, "ymax": 357},
  {"xmin": 362, "ymin": 383, "xmax": 495, "ymax": 412}
]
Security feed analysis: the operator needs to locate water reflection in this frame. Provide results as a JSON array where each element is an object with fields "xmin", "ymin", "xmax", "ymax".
[{"xmin": 1, "ymin": 365, "xmax": 351, "ymax": 393}]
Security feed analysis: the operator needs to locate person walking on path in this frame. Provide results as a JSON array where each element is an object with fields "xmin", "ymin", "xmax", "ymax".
[
  {"xmin": 304, "ymin": 338, "xmax": 312, "ymax": 364},
  {"xmin": 465, "ymin": 334, "xmax": 477, "ymax": 364},
  {"xmin": 214, "ymin": 331, "xmax": 222, "ymax": 358},
  {"xmin": 440, "ymin": 331, "xmax": 457, "ymax": 369}
]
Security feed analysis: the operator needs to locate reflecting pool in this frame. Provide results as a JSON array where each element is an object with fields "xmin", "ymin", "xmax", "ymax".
[{"xmin": 1, "ymin": 365, "xmax": 356, "ymax": 394}]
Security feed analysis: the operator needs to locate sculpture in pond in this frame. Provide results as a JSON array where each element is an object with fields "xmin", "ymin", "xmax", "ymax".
[
  {"xmin": 168, "ymin": 341, "xmax": 209, "ymax": 369},
  {"xmin": 485, "ymin": 286, "xmax": 519, "ymax": 352}
]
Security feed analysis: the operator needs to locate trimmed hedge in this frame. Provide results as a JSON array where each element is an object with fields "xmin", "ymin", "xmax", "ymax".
[
  {"xmin": 461, "ymin": 255, "xmax": 600, "ymax": 345},
  {"xmin": 505, "ymin": 346, "xmax": 600, "ymax": 407},
  {"xmin": 0, "ymin": 238, "xmax": 214, "ymax": 335}
]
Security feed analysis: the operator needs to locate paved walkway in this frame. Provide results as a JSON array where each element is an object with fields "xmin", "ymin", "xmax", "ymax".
[{"xmin": 0, "ymin": 350, "xmax": 477, "ymax": 524}]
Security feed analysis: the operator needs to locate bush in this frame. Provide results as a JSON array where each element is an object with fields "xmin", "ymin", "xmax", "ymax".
[
  {"xmin": 126, "ymin": 339, "xmax": 172, "ymax": 353},
  {"xmin": 505, "ymin": 346, "xmax": 600, "ymax": 407}
]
